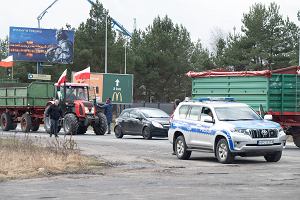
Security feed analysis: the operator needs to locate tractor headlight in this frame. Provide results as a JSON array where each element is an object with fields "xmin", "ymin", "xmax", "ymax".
[{"xmin": 85, "ymin": 107, "xmax": 94, "ymax": 114}]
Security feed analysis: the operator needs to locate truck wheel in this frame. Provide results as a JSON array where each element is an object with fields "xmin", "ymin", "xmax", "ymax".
[
  {"xmin": 175, "ymin": 136, "xmax": 191, "ymax": 160},
  {"xmin": 44, "ymin": 105, "xmax": 51, "ymax": 134},
  {"xmin": 77, "ymin": 125, "xmax": 87, "ymax": 135},
  {"xmin": 21, "ymin": 113, "xmax": 32, "ymax": 133},
  {"xmin": 142, "ymin": 126, "xmax": 152, "ymax": 140},
  {"xmin": 264, "ymin": 151, "xmax": 282, "ymax": 162},
  {"xmin": 63, "ymin": 113, "xmax": 79, "ymax": 135},
  {"xmin": 31, "ymin": 118, "xmax": 40, "ymax": 132},
  {"xmin": 215, "ymin": 138, "xmax": 235, "ymax": 164},
  {"xmin": 10, "ymin": 123, "xmax": 17, "ymax": 130},
  {"xmin": 1, "ymin": 112, "xmax": 12, "ymax": 131},
  {"xmin": 114, "ymin": 125, "xmax": 123, "ymax": 138},
  {"xmin": 292, "ymin": 136, "xmax": 300, "ymax": 148},
  {"xmin": 93, "ymin": 112, "xmax": 107, "ymax": 135}
]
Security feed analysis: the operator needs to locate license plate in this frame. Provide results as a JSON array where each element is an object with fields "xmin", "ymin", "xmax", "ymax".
[{"xmin": 257, "ymin": 140, "xmax": 273, "ymax": 145}]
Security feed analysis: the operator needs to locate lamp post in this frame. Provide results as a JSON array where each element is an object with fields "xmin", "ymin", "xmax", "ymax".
[
  {"xmin": 36, "ymin": 0, "xmax": 59, "ymax": 74},
  {"xmin": 124, "ymin": 40, "xmax": 127, "ymax": 74},
  {"xmin": 297, "ymin": 11, "xmax": 300, "ymax": 66},
  {"xmin": 105, "ymin": 13, "xmax": 108, "ymax": 74}
]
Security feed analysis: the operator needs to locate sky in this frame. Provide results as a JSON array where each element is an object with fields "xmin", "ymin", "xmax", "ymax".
[{"xmin": 1, "ymin": 0, "xmax": 299, "ymax": 49}]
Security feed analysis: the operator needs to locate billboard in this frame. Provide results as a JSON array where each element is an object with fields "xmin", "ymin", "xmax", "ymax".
[{"xmin": 9, "ymin": 26, "xmax": 74, "ymax": 64}]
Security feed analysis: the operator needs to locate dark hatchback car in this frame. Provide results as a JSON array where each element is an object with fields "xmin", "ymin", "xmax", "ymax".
[{"xmin": 114, "ymin": 107, "xmax": 170, "ymax": 139}]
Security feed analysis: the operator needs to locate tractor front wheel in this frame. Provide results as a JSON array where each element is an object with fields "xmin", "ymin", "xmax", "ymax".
[
  {"xmin": 93, "ymin": 112, "xmax": 107, "ymax": 135},
  {"xmin": 63, "ymin": 113, "xmax": 79, "ymax": 135}
]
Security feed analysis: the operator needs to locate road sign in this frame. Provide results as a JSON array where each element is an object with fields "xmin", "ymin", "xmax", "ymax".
[
  {"xmin": 28, "ymin": 73, "xmax": 51, "ymax": 81},
  {"xmin": 103, "ymin": 74, "xmax": 133, "ymax": 104}
]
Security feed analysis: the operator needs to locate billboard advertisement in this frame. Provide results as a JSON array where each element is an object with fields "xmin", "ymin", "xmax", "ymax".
[{"xmin": 9, "ymin": 26, "xmax": 74, "ymax": 64}]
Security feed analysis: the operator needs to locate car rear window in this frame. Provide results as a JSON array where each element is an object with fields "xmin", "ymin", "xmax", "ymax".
[{"xmin": 179, "ymin": 105, "xmax": 189, "ymax": 119}]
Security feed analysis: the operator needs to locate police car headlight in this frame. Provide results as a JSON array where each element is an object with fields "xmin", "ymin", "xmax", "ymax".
[
  {"xmin": 85, "ymin": 107, "xmax": 89, "ymax": 113},
  {"xmin": 234, "ymin": 129, "xmax": 251, "ymax": 136},
  {"xmin": 278, "ymin": 128, "xmax": 285, "ymax": 136},
  {"xmin": 91, "ymin": 107, "xmax": 95, "ymax": 113},
  {"xmin": 152, "ymin": 121, "xmax": 163, "ymax": 128}
]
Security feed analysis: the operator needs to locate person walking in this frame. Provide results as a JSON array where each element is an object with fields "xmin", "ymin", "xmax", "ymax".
[
  {"xmin": 101, "ymin": 98, "xmax": 113, "ymax": 134},
  {"xmin": 46, "ymin": 99, "xmax": 63, "ymax": 137}
]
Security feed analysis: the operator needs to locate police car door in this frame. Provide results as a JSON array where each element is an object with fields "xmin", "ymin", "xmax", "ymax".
[
  {"xmin": 185, "ymin": 106, "xmax": 203, "ymax": 147},
  {"xmin": 194, "ymin": 107, "xmax": 215, "ymax": 149}
]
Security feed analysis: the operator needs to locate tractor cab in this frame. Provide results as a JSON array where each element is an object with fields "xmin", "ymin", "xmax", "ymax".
[{"xmin": 55, "ymin": 82, "xmax": 90, "ymax": 103}]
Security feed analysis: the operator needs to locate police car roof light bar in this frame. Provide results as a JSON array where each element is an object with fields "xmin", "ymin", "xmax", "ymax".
[{"xmin": 193, "ymin": 97, "xmax": 235, "ymax": 102}]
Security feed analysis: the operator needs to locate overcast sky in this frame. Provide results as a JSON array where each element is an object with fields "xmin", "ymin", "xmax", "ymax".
[{"xmin": 1, "ymin": 0, "xmax": 299, "ymax": 49}]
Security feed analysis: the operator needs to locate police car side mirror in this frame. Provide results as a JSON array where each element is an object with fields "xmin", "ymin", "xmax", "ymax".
[{"xmin": 264, "ymin": 114, "xmax": 273, "ymax": 121}]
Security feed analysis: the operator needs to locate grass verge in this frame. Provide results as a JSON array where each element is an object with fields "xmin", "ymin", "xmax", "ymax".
[{"xmin": 0, "ymin": 134, "xmax": 106, "ymax": 181}]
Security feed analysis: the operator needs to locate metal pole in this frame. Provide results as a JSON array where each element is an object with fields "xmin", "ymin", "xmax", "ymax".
[
  {"xmin": 124, "ymin": 41, "xmax": 127, "ymax": 74},
  {"xmin": 37, "ymin": 20, "xmax": 41, "ymax": 74},
  {"xmin": 105, "ymin": 13, "xmax": 108, "ymax": 73},
  {"xmin": 298, "ymin": 11, "xmax": 300, "ymax": 66}
]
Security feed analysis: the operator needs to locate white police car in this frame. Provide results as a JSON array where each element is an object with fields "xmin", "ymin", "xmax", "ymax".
[{"xmin": 168, "ymin": 97, "xmax": 287, "ymax": 164}]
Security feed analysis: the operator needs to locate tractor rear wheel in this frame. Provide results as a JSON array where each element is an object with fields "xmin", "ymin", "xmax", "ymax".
[
  {"xmin": 21, "ymin": 113, "xmax": 32, "ymax": 133},
  {"xmin": 63, "ymin": 113, "xmax": 79, "ymax": 135},
  {"xmin": 93, "ymin": 112, "xmax": 107, "ymax": 135},
  {"xmin": 1, "ymin": 112, "xmax": 12, "ymax": 131}
]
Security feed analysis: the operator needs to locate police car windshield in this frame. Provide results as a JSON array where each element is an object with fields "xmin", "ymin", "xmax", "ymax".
[{"xmin": 215, "ymin": 106, "xmax": 261, "ymax": 121}]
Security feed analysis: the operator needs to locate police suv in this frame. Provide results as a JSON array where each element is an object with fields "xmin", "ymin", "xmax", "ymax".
[{"xmin": 168, "ymin": 98, "xmax": 287, "ymax": 164}]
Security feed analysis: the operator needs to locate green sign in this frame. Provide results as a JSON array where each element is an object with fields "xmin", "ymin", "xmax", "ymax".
[
  {"xmin": 28, "ymin": 73, "xmax": 51, "ymax": 80},
  {"xmin": 102, "ymin": 74, "xmax": 133, "ymax": 104}
]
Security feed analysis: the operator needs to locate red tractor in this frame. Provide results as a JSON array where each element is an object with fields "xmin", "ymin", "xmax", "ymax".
[{"xmin": 44, "ymin": 82, "xmax": 107, "ymax": 135}]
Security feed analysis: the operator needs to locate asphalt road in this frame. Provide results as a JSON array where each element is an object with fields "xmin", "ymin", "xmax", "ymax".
[{"xmin": 1, "ymin": 128, "xmax": 300, "ymax": 200}]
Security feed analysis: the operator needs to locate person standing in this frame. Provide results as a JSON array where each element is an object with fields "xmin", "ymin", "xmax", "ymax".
[
  {"xmin": 101, "ymin": 98, "xmax": 113, "ymax": 134},
  {"xmin": 46, "ymin": 99, "xmax": 63, "ymax": 137}
]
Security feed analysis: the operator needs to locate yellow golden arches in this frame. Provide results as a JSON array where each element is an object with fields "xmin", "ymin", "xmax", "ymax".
[{"xmin": 112, "ymin": 92, "xmax": 122, "ymax": 102}]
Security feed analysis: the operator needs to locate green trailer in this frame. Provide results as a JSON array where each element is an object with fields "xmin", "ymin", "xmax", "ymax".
[
  {"xmin": 189, "ymin": 67, "xmax": 300, "ymax": 147},
  {"xmin": 0, "ymin": 81, "xmax": 54, "ymax": 132}
]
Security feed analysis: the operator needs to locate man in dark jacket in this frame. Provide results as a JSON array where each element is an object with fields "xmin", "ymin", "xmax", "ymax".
[
  {"xmin": 46, "ymin": 99, "xmax": 63, "ymax": 137},
  {"xmin": 101, "ymin": 98, "xmax": 113, "ymax": 134}
]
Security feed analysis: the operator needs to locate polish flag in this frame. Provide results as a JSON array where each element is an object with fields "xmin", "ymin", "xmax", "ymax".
[
  {"xmin": 57, "ymin": 69, "xmax": 67, "ymax": 86},
  {"xmin": 0, "ymin": 55, "xmax": 14, "ymax": 68},
  {"xmin": 74, "ymin": 67, "xmax": 90, "ymax": 82}
]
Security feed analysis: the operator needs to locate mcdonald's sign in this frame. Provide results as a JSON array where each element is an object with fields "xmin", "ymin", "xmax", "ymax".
[
  {"xmin": 112, "ymin": 92, "xmax": 123, "ymax": 102},
  {"xmin": 102, "ymin": 73, "xmax": 133, "ymax": 104}
]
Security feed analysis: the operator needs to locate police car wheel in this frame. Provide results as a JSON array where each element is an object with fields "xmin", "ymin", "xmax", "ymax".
[
  {"xmin": 216, "ymin": 138, "xmax": 234, "ymax": 164},
  {"xmin": 175, "ymin": 136, "xmax": 191, "ymax": 160},
  {"xmin": 264, "ymin": 151, "xmax": 282, "ymax": 162}
]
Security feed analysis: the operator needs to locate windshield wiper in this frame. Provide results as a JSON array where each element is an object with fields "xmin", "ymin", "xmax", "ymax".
[
  {"xmin": 237, "ymin": 119, "xmax": 255, "ymax": 121},
  {"xmin": 220, "ymin": 119, "xmax": 238, "ymax": 121}
]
